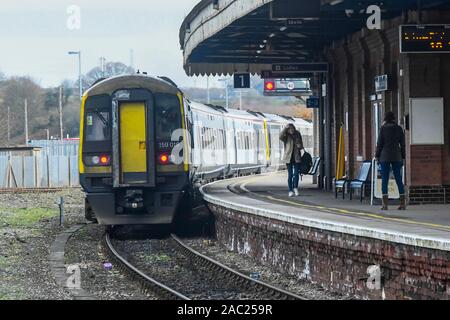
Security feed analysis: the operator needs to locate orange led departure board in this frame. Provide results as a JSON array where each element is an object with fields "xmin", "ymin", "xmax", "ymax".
[{"xmin": 401, "ymin": 25, "xmax": 450, "ymax": 53}]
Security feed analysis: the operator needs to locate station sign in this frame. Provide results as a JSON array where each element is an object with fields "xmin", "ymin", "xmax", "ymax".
[
  {"xmin": 400, "ymin": 25, "xmax": 450, "ymax": 53},
  {"xmin": 272, "ymin": 63, "xmax": 329, "ymax": 73},
  {"xmin": 375, "ymin": 75, "xmax": 388, "ymax": 92},
  {"xmin": 264, "ymin": 78, "xmax": 312, "ymax": 97},
  {"xmin": 307, "ymin": 96, "xmax": 320, "ymax": 109},
  {"xmin": 233, "ymin": 73, "xmax": 250, "ymax": 89}
]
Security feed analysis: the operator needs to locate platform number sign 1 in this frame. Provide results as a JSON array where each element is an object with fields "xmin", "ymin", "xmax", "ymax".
[{"xmin": 234, "ymin": 73, "xmax": 251, "ymax": 89}]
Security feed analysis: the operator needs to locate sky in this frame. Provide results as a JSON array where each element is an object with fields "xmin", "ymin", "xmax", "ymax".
[{"xmin": 0, "ymin": 0, "xmax": 212, "ymax": 88}]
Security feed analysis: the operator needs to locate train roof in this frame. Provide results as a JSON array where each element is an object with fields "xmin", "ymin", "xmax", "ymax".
[
  {"xmin": 189, "ymin": 101, "xmax": 225, "ymax": 116},
  {"xmin": 84, "ymin": 75, "xmax": 180, "ymax": 97},
  {"xmin": 293, "ymin": 118, "xmax": 313, "ymax": 127},
  {"xmin": 261, "ymin": 113, "xmax": 291, "ymax": 124},
  {"xmin": 225, "ymin": 108, "xmax": 263, "ymax": 122}
]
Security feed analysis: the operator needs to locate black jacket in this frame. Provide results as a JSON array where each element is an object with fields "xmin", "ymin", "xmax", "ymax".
[{"xmin": 375, "ymin": 121, "xmax": 406, "ymax": 162}]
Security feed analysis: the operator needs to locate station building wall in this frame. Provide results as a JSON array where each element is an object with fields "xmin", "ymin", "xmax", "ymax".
[{"xmin": 322, "ymin": 10, "xmax": 450, "ymax": 204}]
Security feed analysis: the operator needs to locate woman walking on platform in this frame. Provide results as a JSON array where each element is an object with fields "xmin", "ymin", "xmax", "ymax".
[
  {"xmin": 375, "ymin": 111, "xmax": 406, "ymax": 211},
  {"xmin": 280, "ymin": 124, "xmax": 304, "ymax": 197}
]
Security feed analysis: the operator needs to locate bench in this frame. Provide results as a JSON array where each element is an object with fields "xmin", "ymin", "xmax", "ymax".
[{"xmin": 334, "ymin": 161, "xmax": 372, "ymax": 202}]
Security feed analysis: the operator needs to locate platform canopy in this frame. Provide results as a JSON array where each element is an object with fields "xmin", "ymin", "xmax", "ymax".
[{"xmin": 180, "ymin": 0, "xmax": 450, "ymax": 76}]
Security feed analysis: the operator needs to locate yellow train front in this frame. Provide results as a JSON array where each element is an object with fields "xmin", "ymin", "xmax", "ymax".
[{"xmin": 79, "ymin": 75, "xmax": 191, "ymax": 225}]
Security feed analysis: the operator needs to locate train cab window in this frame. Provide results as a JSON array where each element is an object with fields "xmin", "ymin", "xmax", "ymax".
[
  {"xmin": 85, "ymin": 111, "xmax": 111, "ymax": 142},
  {"xmin": 155, "ymin": 94, "xmax": 182, "ymax": 141}
]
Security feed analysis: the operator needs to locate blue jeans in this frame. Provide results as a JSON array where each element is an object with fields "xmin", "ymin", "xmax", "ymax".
[
  {"xmin": 287, "ymin": 163, "xmax": 301, "ymax": 192},
  {"xmin": 380, "ymin": 161, "xmax": 405, "ymax": 195}
]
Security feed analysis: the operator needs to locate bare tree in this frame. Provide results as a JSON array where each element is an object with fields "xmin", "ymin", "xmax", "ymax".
[
  {"xmin": 0, "ymin": 77, "xmax": 47, "ymax": 145},
  {"xmin": 82, "ymin": 61, "xmax": 135, "ymax": 89}
]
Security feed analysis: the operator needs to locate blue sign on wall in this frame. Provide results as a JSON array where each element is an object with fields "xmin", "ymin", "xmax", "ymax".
[{"xmin": 307, "ymin": 96, "xmax": 320, "ymax": 109}]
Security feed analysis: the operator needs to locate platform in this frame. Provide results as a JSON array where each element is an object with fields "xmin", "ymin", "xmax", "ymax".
[
  {"xmin": 201, "ymin": 172, "xmax": 450, "ymax": 299},
  {"xmin": 202, "ymin": 172, "xmax": 450, "ymax": 251}
]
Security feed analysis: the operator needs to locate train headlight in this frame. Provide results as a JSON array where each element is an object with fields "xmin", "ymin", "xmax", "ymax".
[
  {"xmin": 84, "ymin": 155, "xmax": 111, "ymax": 166},
  {"xmin": 92, "ymin": 156, "xmax": 100, "ymax": 165}
]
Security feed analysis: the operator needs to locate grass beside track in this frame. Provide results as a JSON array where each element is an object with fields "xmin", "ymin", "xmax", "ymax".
[
  {"xmin": 0, "ymin": 207, "xmax": 58, "ymax": 228},
  {"xmin": 0, "ymin": 207, "xmax": 59, "ymax": 300}
]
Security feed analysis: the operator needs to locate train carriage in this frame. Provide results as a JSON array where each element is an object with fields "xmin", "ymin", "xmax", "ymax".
[
  {"xmin": 190, "ymin": 101, "xmax": 228, "ymax": 181},
  {"xmin": 261, "ymin": 113, "xmax": 290, "ymax": 170},
  {"xmin": 80, "ymin": 75, "xmax": 191, "ymax": 225},
  {"xmin": 224, "ymin": 109, "xmax": 266, "ymax": 176},
  {"xmin": 79, "ymin": 75, "xmax": 314, "ymax": 226}
]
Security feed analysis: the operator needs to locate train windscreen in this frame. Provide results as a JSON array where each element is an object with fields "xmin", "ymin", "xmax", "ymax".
[
  {"xmin": 155, "ymin": 94, "xmax": 182, "ymax": 141},
  {"xmin": 85, "ymin": 111, "xmax": 111, "ymax": 142}
]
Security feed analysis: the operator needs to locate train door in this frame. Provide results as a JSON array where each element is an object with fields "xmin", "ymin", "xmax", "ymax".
[
  {"xmin": 119, "ymin": 102, "xmax": 148, "ymax": 184},
  {"xmin": 226, "ymin": 118, "xmax": 237, "ymax": 165}
]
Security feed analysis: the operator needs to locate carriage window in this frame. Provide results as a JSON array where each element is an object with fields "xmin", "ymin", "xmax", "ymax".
[
  {"xmin": 156, "ymin": 94, "xmax": 182, "ymax": 141},
  {"xmin": 85, "ymin": 111, "xmax": 110, "ymax": 141}
]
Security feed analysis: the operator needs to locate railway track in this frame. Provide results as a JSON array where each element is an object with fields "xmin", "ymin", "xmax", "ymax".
[
  {"xmin": 103, "ymin": 232, "xmax": 307, "ymax": 301},
  {"xmin": 103, "ymin": 232, "xmax": 189, "ymax": 300}
]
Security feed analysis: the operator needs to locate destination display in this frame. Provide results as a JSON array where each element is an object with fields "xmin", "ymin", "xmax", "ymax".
[
  {"xmin": 264, "ymin": 78, "xmax": 312, "ymax": 97},
  {"xmin": 400, "ymin": 25, "xmax": 450, "ymax": 53}
]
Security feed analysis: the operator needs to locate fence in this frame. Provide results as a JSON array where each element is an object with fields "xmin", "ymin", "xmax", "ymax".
[
  {"xmin": 0, "ymin": 155, "xmax": 79, "ymax": 188},
  {"xmin": 0, "ymin": 140, "xmax": 80, "ymax": 189},
  {"xmin": 29, "ymin": 140, "xmax": 79, "ymax": 157}
]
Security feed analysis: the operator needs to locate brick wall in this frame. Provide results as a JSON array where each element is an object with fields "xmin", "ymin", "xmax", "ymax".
[
  {"xmin": 446, "ymin": 186, "xmax": 450, "ymax": 204},
  {"xmin": 324, "ymin": 11, "xmax": 450, "ymax": 203},
  {"xmin": 409, "ymin": 146, "xmax": 443, "ymax": 186},
  {"xmin": 409, "ymin": 186, "xmax": 446, "ymax": 205},
  {"xmin": 209, "ymin": 203, "xmax": 450, "ymax": 300}
]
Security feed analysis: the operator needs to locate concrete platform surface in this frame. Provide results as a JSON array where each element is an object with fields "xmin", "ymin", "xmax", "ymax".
[{"xmin": 201, "ymin": 172, "xmax": 450, "ymax": 252}]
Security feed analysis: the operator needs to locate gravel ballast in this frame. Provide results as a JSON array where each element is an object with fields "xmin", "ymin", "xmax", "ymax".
[
  {"xmin": 112, "ymin": 237, "xmax": 352, "ymax": 300},
  {"xmin": 185, "ymin": 238, "xmax": 353, "ymax": 300},
  {"xmin": 0, "ymin": 189, "xmax": 150, "ymax": 300},
  {"xmin": 0, "ymin": 188, "xmax": 355, "ymax": 300},
  {"xmin": 65, "ymin": 224, "xmax": 154, "ymax": 300},
  {"xmin": 0, "ymin": 189, "xmax": 84, "ymax": 300}
]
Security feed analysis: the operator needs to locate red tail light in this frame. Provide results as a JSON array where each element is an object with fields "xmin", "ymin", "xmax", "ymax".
[
  {"xmin": 100, "ymin": 155, "xmax": 110, "ymax": 165},
  {"xmin": 159, "ymin": 154, "xmax": 169, "ymax": 165}
]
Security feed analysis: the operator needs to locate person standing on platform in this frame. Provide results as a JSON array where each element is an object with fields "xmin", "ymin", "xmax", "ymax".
[
  {"xmin": 280, "ymin": 124, "xmax": 304, "ymax": 197},
  {"xmin": 375, "ymin": 111, "xmax": 406, "ymax": 211}
]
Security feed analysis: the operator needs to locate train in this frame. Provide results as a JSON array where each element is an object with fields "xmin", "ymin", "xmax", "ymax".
[{"xmin": 79, "ymin": 75, "xmax": 313, "ymax": 225}]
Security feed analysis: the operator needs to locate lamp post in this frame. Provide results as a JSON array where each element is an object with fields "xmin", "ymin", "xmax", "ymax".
[{"xmin": 68, "ymin": 51, "xmax": 82, "ymax": 100}]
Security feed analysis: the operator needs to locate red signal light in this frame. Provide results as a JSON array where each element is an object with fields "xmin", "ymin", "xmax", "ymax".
[{"xmin": 265, "ymin": 80, "xmax": 275, "ymax": 91}]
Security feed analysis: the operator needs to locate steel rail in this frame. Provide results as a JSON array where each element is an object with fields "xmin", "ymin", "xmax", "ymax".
[
  {"xmin": 103, "ymin": 232, "xmax": 190, "ymax": 300},
  {"xmin": 171, "ymin": 234, "xmax": 308, "ymax": 301}
]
